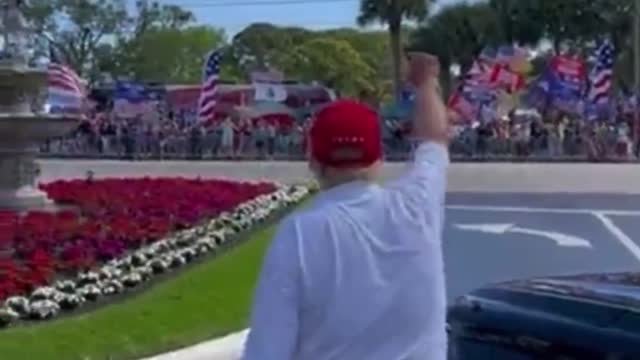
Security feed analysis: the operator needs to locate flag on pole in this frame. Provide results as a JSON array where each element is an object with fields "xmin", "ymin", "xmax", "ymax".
[
  {"xmin": 198, "ymin": 48, "xmax": 223, "ymax": 122},
  {"xmin": 112, "ymin": 82, "xmax": 165, "ymax": 119},
  {"xmin": 586, "ymin": 40, "xmax": 615, "ymax": 106},
  {"xmin": 47, "ymin": 62, "xmax": 86, "ymax": 114},
  {"xmin": 251, "ymin": 70, "xmax": 287, "ymax": 102}
]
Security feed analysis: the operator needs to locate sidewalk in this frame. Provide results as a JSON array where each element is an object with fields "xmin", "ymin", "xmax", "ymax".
[{"xmin": 141, "ymin": 329, "xmax": 249, "ymax": 360}]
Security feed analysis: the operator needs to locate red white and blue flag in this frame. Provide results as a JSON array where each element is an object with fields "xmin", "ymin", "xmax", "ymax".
[
  {"xmin": 47, "ymin": 63, "xmax": 86, "ymax": 113},
  {"xmin": 198, "ymin": 48, "xmax": 222, "ymax": 122},
  {"xmin": 586, "ymin": 40, "xmax": 615, "ymax": 105}
]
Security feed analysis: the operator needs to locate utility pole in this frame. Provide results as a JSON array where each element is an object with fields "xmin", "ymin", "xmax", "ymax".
[{"xmin": 634, "ymin": 0, "xmax": 640, "ymax": 155}]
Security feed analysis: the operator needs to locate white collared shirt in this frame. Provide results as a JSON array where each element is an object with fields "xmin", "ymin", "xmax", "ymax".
[{"xmin": 243, "ymin": 142, "xmax": 449, "ymax": 360}]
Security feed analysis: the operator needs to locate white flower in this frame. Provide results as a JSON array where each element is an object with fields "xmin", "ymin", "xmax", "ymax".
[
  {"xmin": 179, "ymin": 248, "xmax": 197, "ymax": 262},
  {"xmin": 210, "ymin": 231, "xmax": 225, "ymax": 245},
  {"xmin": 149, "ymin": 258, "xmax": 169, "ymax": 274},
  {"xmin": 0, "ymin": 307, "xmax": 20, "ymax": 326},
  {"xmin": 54, "ymin": 280, "xmax": 77, "ymax": 294},
  {"xmin": 169, "ymin": 254, "xmax": 186, "ymax": 268},
  {"xmin": 77, "ymin": 271, "xmax": 101, "ymax": 286},
  {"xmin": 135, "ymin": 266, "xmax": 153, "ymax": 280},
  {"xmin": 131, "ymin": 252, "xmax": 148, "ymax": 267},
  {"xmin": 102, "ymin": 280, "xmax": 124, "ymax": 296},
  {"xmin": 30, "ymin": 287, "xmax": 59, "ymax": 301},
  {"xmin": 59, "ymin": 294, "xmax": 84, "ymax": 310},
  {"xmin": 29, "ymin": 300, "xmax": 60, "ymax": 320},
  {"xmin": 5, "ymin": 296, "xmax": 29, "ymax": 315},
  {"xmin": 122, "ymin": 273, "xmax": 143, "ymax": 287},
  {"xmin": 100, "ymin": 266, "xmax": 123, "ymax": 280},
  {"xmin": 78, "ymin": 284, "xmax": 102, "ymax": 301}
]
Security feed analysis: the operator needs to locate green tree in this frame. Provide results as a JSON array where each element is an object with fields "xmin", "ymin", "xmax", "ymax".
[
  {"xmin": 357, "ymin": 0, "xmax": 433, "ymax": 101},
  {"xmin": 488, "ymin": 0, "xmax": 545, "ymax": 46},
  {"xmin": 229, "ymin": 23, "xmax": 314, "ymax": 76},
  {"xmin": 110, "ymin": 0, "xmax": 202, "ymax": 82},
  {"xmin": 322, "ymin": 29, "xmax": 391, "ymax": 99},
  {"xmin": 122, "ymin": 26, "xmax": 226, "ymax": 83},
  {"xmin": 285, "ymin": 38, "xmax": 375, "ymax": 97},
  {"xmin": 131, "ymin": 0, "xmax": 195, "ymax": 36},
  {"xmin": 228, "ymin": 24, "xmax": 392, "ymax": 98},
  {"xmin": 491, "ymin": 0, "xmax": 631, "ymax": 53},
  {"xmin": 27, "ymin": 0, "xmax": 128, "ymax": 79},
  {"xmin": 410, "ymin": 2, "xmax": 503, "ymax": 96}
]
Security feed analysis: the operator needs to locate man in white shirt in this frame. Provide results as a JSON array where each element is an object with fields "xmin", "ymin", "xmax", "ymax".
[{"xmin": 243, "ymin": 53, "xmax": 449, "ymax": 360}]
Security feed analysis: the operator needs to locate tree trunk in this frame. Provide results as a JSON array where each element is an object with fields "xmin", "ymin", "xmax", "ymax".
[{"xmin": 388, "ymin": 24, "xmax": 403, "ymax": 103}]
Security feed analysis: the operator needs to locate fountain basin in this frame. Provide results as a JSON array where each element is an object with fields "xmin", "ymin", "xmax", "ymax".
[{"xmin": 0, "ymin": 114, "xmax": 78, "ymax": 210}]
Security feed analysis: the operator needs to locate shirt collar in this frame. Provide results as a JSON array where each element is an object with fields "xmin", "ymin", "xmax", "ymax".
[{"xmin": 313, "ymin": 180, "xmax": 379, "ymax": 207}]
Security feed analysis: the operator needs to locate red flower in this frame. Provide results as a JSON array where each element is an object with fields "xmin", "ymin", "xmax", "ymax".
[{"xmin": 0, "ymin": 178, "xmax": 277, "ymax": 300}]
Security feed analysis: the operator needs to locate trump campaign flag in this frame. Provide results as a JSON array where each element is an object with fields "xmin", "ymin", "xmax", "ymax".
[
  {"xmin": 481, "ymin": 45, "xmax": 528, "ymax": 93},
  {"xmin": 530, "ymin": 54, "xmax": 587, "ymax": 114},
  {"xmin": 448, "ymin": 87, "xmax": 481, "ymax": 123},
  {"xmin": 547, "ymin": 55, "xmax": 587, "ymax": 99},
  {"xmin": 448, "ymin": 45, "xmax": 529, "ymax": 123},
  {"xmin": 113, "ymin": 81, "xmax": 164, "ymax": 119}
]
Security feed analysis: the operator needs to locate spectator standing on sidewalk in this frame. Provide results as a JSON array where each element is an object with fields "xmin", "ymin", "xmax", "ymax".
[
  {"xmin": 220, "ymin": 117, "xmax": 234, "ymax": 157},
  {"xmin": 243, "ymin": 52, "xmax": 450, "ymax": 360}
]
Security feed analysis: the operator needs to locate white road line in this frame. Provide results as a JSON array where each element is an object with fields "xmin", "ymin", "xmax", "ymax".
[
  {"xmin": 446, "ymin": 205, "xmax": 640, "ymax": 216},
  {"xmin": 593, "ymin": 213, "xmax": 640, "ymax": 263}
]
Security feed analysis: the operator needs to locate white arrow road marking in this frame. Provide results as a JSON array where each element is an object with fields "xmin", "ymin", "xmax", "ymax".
[{"xmin": 454, "ymin": 223, "xmax": 592, "ymax": 248}]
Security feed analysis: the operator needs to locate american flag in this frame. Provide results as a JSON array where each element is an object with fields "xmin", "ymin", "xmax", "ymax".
[
  {"xmin": 586, "ymin": 40, "xmax": 614, "ymax": 105},
  {"xmin": 46, "ymin": 61, "xmax": 86, "ymax": 114},
  {"xmin": 198, "ymin": 48, "xmax": 222, "ymax": 122},
  {"xmin": 48, "ymin": 63, "xmax": 86, "ymax": 97}
]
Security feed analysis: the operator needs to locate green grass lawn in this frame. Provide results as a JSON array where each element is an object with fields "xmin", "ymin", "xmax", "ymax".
[{"xmin": 0, "ymin": 224, "xmax": 277, "ymax": 360}]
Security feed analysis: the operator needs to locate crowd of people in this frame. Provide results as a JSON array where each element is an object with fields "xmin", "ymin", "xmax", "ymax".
[
  {"xmin": 40, "ymin": 103, "xmax": 639, "ymax": 162},
  {"xmin": 42, "ymin": 108, "xmax": 309, "ymax": 160},
  {"xmin": 448, "ymin": 114, "xmax": 636, "ymax": 161}
]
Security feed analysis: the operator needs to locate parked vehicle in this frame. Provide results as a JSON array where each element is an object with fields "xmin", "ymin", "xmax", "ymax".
[{"xmin": 448, "ymin": 272, "xmax": 640, "ymax": 359}]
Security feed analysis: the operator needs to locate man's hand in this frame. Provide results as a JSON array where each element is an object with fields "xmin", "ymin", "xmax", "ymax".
[
  {"xmin": 407, "ymin": 52, "xmax": 449, "ymax": 144},
  {"xmin": 407, "ymin": 52, "xmax": 440, "ymax": 89}
]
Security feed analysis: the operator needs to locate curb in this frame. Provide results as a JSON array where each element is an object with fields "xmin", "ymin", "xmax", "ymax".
[{"xmin": 140, "ymin": 329, "xmax": 248, "ymax": 360}]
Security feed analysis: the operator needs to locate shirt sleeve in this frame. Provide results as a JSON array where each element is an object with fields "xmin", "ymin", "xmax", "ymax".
[
  {"xmin": 242, "ymin": 218, "xmax": 301, "ymax": 360},
  {"xmin": 386, "ymin": 142, "xmax": 449, "ymax": 219}
]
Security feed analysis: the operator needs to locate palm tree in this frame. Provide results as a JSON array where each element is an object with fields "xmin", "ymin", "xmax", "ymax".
[
  {"xmin": 357, "ymin": 0, "xmax": 432, "ymax": 102},
  {"xmin": 409, "ymin": 2, "xmax": 502, "ymax": 97}
]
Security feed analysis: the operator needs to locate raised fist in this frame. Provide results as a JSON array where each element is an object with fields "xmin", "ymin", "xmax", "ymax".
[{"xmin": 406, "ymin": 52, "xmax": 440, "ymax": 88}]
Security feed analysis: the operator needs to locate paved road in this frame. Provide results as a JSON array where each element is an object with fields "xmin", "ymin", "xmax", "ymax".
[{"xmin": 444, "ymin": 192, "xmax": 640, "ymax": 300}]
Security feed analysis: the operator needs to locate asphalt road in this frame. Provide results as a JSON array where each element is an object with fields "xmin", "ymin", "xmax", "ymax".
[{"xmin": 444, "ymin": 192, "xmax": 640, "ymax": 300}]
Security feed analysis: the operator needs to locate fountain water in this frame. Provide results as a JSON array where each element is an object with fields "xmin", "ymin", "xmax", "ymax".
[{"xmin": 0, "ymin": 0, "xmax": 79, "ymax": 209}]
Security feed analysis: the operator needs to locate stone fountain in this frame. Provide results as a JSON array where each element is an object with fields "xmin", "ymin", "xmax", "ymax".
[{"xmin": 0, "ymin": 0, "xmax": 79, "ymax": 210}]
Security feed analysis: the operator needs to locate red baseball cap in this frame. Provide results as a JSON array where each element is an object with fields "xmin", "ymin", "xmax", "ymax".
[{"xmin": 309, "ymin": 100, "xmax": 382, "ymax": 168}]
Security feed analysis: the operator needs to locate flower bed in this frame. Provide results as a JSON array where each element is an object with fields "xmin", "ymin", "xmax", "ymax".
[{"xmin": 0, "ymin": 178, "xmax": 309, "ymax": 326}]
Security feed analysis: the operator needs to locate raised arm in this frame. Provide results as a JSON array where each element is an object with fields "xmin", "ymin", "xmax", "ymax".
[
  {"xmin": 410, "ymin": 53, "xmax": 449, "ymax": 147},
  {"xmin": 387, "ymin": 53, "xmax": 450, "ymax": 208}
]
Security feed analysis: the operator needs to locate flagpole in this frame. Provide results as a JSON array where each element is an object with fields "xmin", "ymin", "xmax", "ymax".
[{"xmin": 634, "ymin": 0, "xmax": 640, "ymax": 156}]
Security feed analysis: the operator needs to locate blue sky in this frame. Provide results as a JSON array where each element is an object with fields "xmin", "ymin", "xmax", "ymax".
[{"xmin": 154, "ymin": 0, "xmax": 463, "ymax": 38}]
